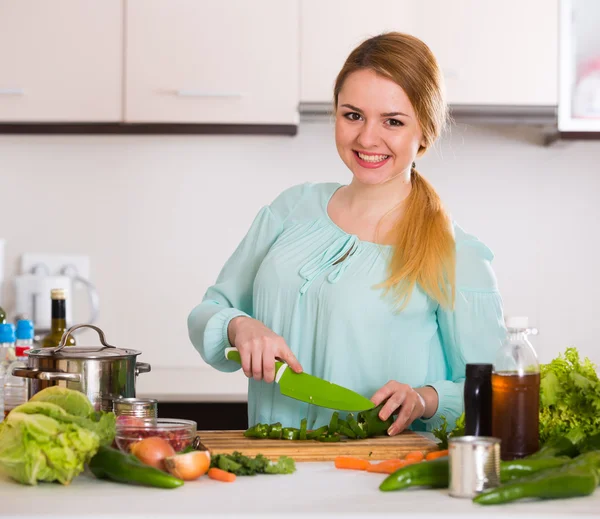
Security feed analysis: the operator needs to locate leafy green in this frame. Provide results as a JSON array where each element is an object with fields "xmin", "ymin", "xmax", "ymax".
[
  {"xmin": 432, "ymin": 413, "xmax": 465, "ymax": 450},
  {"xmin": 211, "ymin": 451, "xmax": 296, "ymax": 476},
  {"xmin": 29, "ymin": 386, "xmax": 94, "ymax": 417},
  {"xmin": 539, "ymin": 347, "xmax": 600, "ymax": 445},
  {"xmin": 0, "ymin": 388, "xmax": 116, "ymax": 486}
]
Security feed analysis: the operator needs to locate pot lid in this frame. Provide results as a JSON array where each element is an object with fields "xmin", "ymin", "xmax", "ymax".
[
  {"xmin": 27, "ymin": 345, "xmax": 141, "ymax": 360},
  {"xmin": 27, "ymin": 324, "xmax": 142, "ymax": 360}
]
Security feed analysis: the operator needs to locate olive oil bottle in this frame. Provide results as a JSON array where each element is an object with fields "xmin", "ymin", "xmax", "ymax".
[{"xmin": 41, "ymin": 289, "xmax": 76, "ymax": 348}]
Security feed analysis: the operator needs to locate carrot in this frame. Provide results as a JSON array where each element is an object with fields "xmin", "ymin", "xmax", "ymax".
[
  {"xmin": 404, "ymin": 451, "xmax": 425, "ymax": 463},
  {"xmin": 208, "ymin": 467, "xmax": 236, "ymax": 482},
  {"xmin": 334, "ymin": 456, "xmax": 371, "ymax": 471},
  {"xmin": 367, "ymin": 460, "xmax": 406, "ymax": 474},
  {"xmin": 425, "ymin": 449, "xmax": 449, "ymax": 461}
]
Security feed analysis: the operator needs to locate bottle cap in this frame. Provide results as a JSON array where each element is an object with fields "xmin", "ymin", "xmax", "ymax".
[
  {"xmin": 0, "ymin": 323, "xmax": 16, "ymax": 343},
  {"xmin": 15, "ymin": 319, "xmax": 34, "ymax": 340},
  {"xmin": 51, "ymin": 288, "xmax": 66, "ymax": 300},
  {"xmin": 15, "ymin": 346, "xmax": 31, "ymax": 357},
  {"xmin": 505, "ymin": 316, "xmax": 529, "ymax": 330},
  {"xmin": 466, "ymin": 363, "xmax": 493, "ymax": 379}
]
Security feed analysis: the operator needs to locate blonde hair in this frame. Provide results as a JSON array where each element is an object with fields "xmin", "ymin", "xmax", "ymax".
[{"xmin": 333, "ymin": 32, "xmax": 456, "ymax": 310}]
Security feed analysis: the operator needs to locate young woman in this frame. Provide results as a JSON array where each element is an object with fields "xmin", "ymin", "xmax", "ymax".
[{"xmin": 188, "ymin": 32, "xmax": 505, "ymax": 435}]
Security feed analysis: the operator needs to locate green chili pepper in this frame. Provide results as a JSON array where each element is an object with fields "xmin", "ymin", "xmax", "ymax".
[
  {"xmin": 474, "ymin": 465, "xmax": 599, "ymax": 505},
  {"xmin": 299, "ymin": 418, "xmax": 308, "ymax": 440},
  {"xmin": 268, "ymin": 422, "xmax": 282, "ymax": 439},
  {"xmin": 317, "ymin": 434, "xmax": 342, "ymax": 442},
  {"xmin": 328, "ymin": 412, "xmax": 339, "ymax": 435},
  {"xmin": 346, "ymin": 414, "xmax": 367, "ymax": 439},
  {"xmin": 255, "ymin": 423, "xmax": 270, "ymax": 439},
  {"xmin": 340, "ymin": 424, "xmax": 357, "ymax": 439},
  {"xmin": 528, "ymin": 435, "xmax": 580, "ymax": 459},
  {"xmin": 89, "ymin": 446, "xmax": 184, "ymax": 489},
  {"xmin": 357, "ymin": 403, "xmax": 393, "ymax": 437},
  {"xmin": 500, "ymin": 456, "xmax": 571, "ymax": 482},
  {"xmin": 307, "ymin": 425, "xmax": 328, "ymax": 439},
  {"xmin": 379, "ymin": 457, "xmax": 449, "ymax": 492},
  {"xmin": 244, "ymin": 425, "xmax": 259, "ymax": 438},
  {"xmin": 282, "ymin": 427, "xmax": 300, "ymax": 440}
]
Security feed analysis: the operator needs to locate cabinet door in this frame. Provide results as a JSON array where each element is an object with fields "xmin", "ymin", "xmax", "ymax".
[
  {"xmin": 419, "ymin": 0, "xmax": 558, "ymax": 106},
  {"xmin": 300, "ymin": 0, "xmax": 420, "ymax": 104},
  {"xmin": 125, "ymin": 0, "xmax": 299, "ymax": 125},
  {"xmin": 0, "ymin": 0, "xmax": 122, "ymax": 122}
]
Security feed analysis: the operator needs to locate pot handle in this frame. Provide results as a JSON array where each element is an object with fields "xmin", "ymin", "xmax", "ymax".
[
  {"xmin": 12, "ymin": 367, "xmax": 81, "ymax": 383},
  {"xmin": 56, "ymin": 324, "xmax": 117, "ymax": 352},
  {"xmin": 135, "ymin": 362, "xmax": 151, "ymax": 376}
]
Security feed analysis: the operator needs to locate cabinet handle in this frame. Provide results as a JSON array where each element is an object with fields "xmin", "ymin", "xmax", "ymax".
[
  {"xmin": 0, "ymin": 88, "xmax": 24, "ymax": 96},
  {"xmin": 175, "ymin": 89, "xmax": 244, "ymax": 98}
]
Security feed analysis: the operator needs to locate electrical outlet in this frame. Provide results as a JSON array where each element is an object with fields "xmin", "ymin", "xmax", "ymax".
[{"xmin": 21, "ymin": 253, "xmax": 90, "ymax": 279}]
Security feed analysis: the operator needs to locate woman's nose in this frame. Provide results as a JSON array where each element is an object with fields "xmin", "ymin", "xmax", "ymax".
[{"xmin": 356, "ymin": 121, "xmax": 381, "ymax": 149}]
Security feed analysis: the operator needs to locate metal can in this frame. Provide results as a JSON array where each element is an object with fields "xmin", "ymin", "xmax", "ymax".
[
  {"xmin": 448, "ymin": 436, "xmax": 500, "ymax": 498},
  {"xmin": 113, "ymin": 397, "xmax": 158, "ymax": 419}
]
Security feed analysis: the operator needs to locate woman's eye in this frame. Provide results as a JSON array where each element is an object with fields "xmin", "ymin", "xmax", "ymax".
[
  {"xmin": 387, "ymin": 119, "xmax": 404, "ymax": 127},
  {"xmin": 343, "ymin": 112, "xmax": 362, "ymax": 121}
]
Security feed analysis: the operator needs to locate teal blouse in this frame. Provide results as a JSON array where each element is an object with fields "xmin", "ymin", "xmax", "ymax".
[{"xmin": 187, "ymin": 182, "xmax": 506, "ymax": 432}]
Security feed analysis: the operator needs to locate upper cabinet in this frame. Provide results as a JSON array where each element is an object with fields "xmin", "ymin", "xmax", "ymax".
[
  {"xmin": 0, "ymin": 0, "xmax": 122, "ymax": 122},
  {"xmin": 418, "ymin": 0, "xmax": 558, "ymax": 107},
  {"xmin": 124, "ymin": 0, "xmax": 299, "ymax": 125},
  {"xmin": 300, "ymin": 0, "xmax": 558, "ymax": 108},
  {"xmin": 558, "ymin": 0, "xmax": 600, "ymax": 132},
  {"xmin": 300, "ymin": 0, "xmax": 420, "ymax": 105}
]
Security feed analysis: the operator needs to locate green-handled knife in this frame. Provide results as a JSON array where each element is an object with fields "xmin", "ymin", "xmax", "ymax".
[{"xmin": 224, "ymin": 347, "xmax": 375, "ymax": 412}]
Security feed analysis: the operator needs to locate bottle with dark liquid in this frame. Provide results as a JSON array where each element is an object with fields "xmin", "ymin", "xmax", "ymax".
[
  {"xmin": 492, "ymin": 316, "xmax": 540, "ymax": 460},
  {"xmin": 41, "ymin": 289, "xmax": 76, "ymax": 348}
]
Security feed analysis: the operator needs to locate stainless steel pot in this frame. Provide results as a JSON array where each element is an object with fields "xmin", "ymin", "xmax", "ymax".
[{"xmin": 13, "ymin": 324, "xmax": 151, "ymax": 412}]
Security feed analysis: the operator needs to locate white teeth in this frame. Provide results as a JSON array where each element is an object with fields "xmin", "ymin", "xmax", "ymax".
[{"xmin": 357, "ymin": 152, "xmax": 389, "ymax": 163}]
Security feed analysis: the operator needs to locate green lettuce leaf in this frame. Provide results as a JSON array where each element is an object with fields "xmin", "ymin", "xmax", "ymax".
[
  {"xmin": 12, "ymin": 401, "xmax": 116, "ymax": 447},
  {"xmin": 0, "ymin": 388, "xmax": 115, "ymax": 485},
  {"xmin": 539, "ymin": 347, "xmax": 600, "ymax": 444},
  {"xmin": 29, "ymin": 387, "xmax": 94, "ymax": 417}
]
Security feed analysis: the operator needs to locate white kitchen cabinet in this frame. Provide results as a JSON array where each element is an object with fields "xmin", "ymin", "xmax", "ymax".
[
  {"xmin": 125, "ymin": 0, "xmax": 299, "ymax": 125},
  {"xmin": 300, "ymin": 0, "xmax": 558, "ymax": 108},
  {"xmin": 558, "ymin": 0, "xmax": 600, "ymax": 132},
  {"xmin": 0, "ymin": 0, "xmax": 122, "ymax": 122},
  {"xmin": 419, "ymin": 0, "xmax": 558, "ymax": 107},
  {"xmin": 300, "ymin": 0, "xmax": 420, "ymax": 105}
]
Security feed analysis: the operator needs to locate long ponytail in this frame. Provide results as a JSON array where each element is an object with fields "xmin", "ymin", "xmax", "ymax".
[{"xmin": 377, "ymin": 169, "xmax": 456, "ymax": 310}]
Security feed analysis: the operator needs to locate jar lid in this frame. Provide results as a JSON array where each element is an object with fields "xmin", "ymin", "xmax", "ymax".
[{"xmin": 113, "ymin": 397, "xmax": 158, "ymax": 414}]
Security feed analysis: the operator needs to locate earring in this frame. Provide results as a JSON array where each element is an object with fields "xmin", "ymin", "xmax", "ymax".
[{"xmin": 412, "ymin": 162, "xmax": 416, "ymax": 170}]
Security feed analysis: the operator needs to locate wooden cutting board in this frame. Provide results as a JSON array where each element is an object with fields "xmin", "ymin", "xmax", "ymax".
[{"xmin": 198, "ymin": 430, "xmax": 439, "ymax": 461}]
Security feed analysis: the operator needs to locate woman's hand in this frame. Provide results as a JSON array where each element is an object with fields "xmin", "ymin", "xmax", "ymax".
[
  {"xmin": 370, "ymin": 382, "xmax": 438, "ymax": 436},
  {"xmin": 227, "ymin": 316, "xmax": 303, "ymax": 383}
]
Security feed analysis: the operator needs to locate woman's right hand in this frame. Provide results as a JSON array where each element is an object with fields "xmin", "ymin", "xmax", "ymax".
[{"xmin": 227, "ymin": 316, "xmax": 303, "ymax": 383}]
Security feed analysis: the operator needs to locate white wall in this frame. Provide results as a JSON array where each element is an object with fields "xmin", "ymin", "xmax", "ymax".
[{"xmin": 1, "ymin": 121, "xmax": 599, "ymax": 387}]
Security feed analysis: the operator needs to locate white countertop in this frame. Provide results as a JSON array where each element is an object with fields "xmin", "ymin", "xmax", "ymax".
[
  {"xmin": 135, "ymin": 366, "xmax": 248, "ymax": 403},
  {"xmin": 1, "ymin": 462, "xmax": 598, "ymax": 519}
]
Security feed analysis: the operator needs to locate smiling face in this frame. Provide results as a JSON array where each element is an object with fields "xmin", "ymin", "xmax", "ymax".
[{"xmin": 335, "ymin": 69, "xmax": 425, "ymax": 186}]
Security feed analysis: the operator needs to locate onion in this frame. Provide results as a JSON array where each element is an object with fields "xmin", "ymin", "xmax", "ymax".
[
  {"xmin": 130, "ymin": 436, "xmax": 176, "ymax": 470},
  {"xmin": 164, "ymin": 450, "xmax": 211, "ymax": 481}
]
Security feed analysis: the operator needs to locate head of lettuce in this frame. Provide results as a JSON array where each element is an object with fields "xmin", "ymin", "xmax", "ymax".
[{"xmin": 0, "ymin": 387, "xmax": 116, "ymax": 485}]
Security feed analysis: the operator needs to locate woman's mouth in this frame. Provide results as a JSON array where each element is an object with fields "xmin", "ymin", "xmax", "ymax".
[{"xmin": 353, "ymin": 150, "xmax": 391, "ymax": 169}]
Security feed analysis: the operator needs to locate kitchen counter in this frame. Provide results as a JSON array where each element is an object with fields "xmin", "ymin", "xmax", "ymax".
[
  {"xmin": 135, "ymin": 366, "xmax": 249, "ymax": 402},
  {"xmin": 1, "ymin": 462, "xmax": 598, "ymax": 519}
]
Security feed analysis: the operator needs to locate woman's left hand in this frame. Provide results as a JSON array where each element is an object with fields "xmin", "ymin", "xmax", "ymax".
[{"xmin": 370, "ymin": 382, "xmax": 432, "ymax": 436}]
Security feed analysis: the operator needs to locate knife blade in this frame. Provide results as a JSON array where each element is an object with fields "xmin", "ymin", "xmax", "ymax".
[{"xmin": 224, "ymin": 347, "xmax": 375, "ymax": 412}]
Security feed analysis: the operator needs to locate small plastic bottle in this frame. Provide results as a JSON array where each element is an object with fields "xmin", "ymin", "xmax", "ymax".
[
  {"xmin": 492, "ymin": 316, "xmax": 540, "ymax": 460},
  {"xmin": 4, "ymin": 319, "xmax": 34, "ymax": 417},
  {"xmin": 0, "ymin": 323, "xmax": 16, "ymax": 421}
]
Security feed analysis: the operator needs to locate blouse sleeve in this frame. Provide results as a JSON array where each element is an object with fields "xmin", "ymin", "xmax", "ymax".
[
  {"xmin": 418, "ymin": 232, "xmax": 506, "ymax": 431},
  {"xmin": 187, "ymin": 184, "xmax": 308, "ymax": 372}
]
